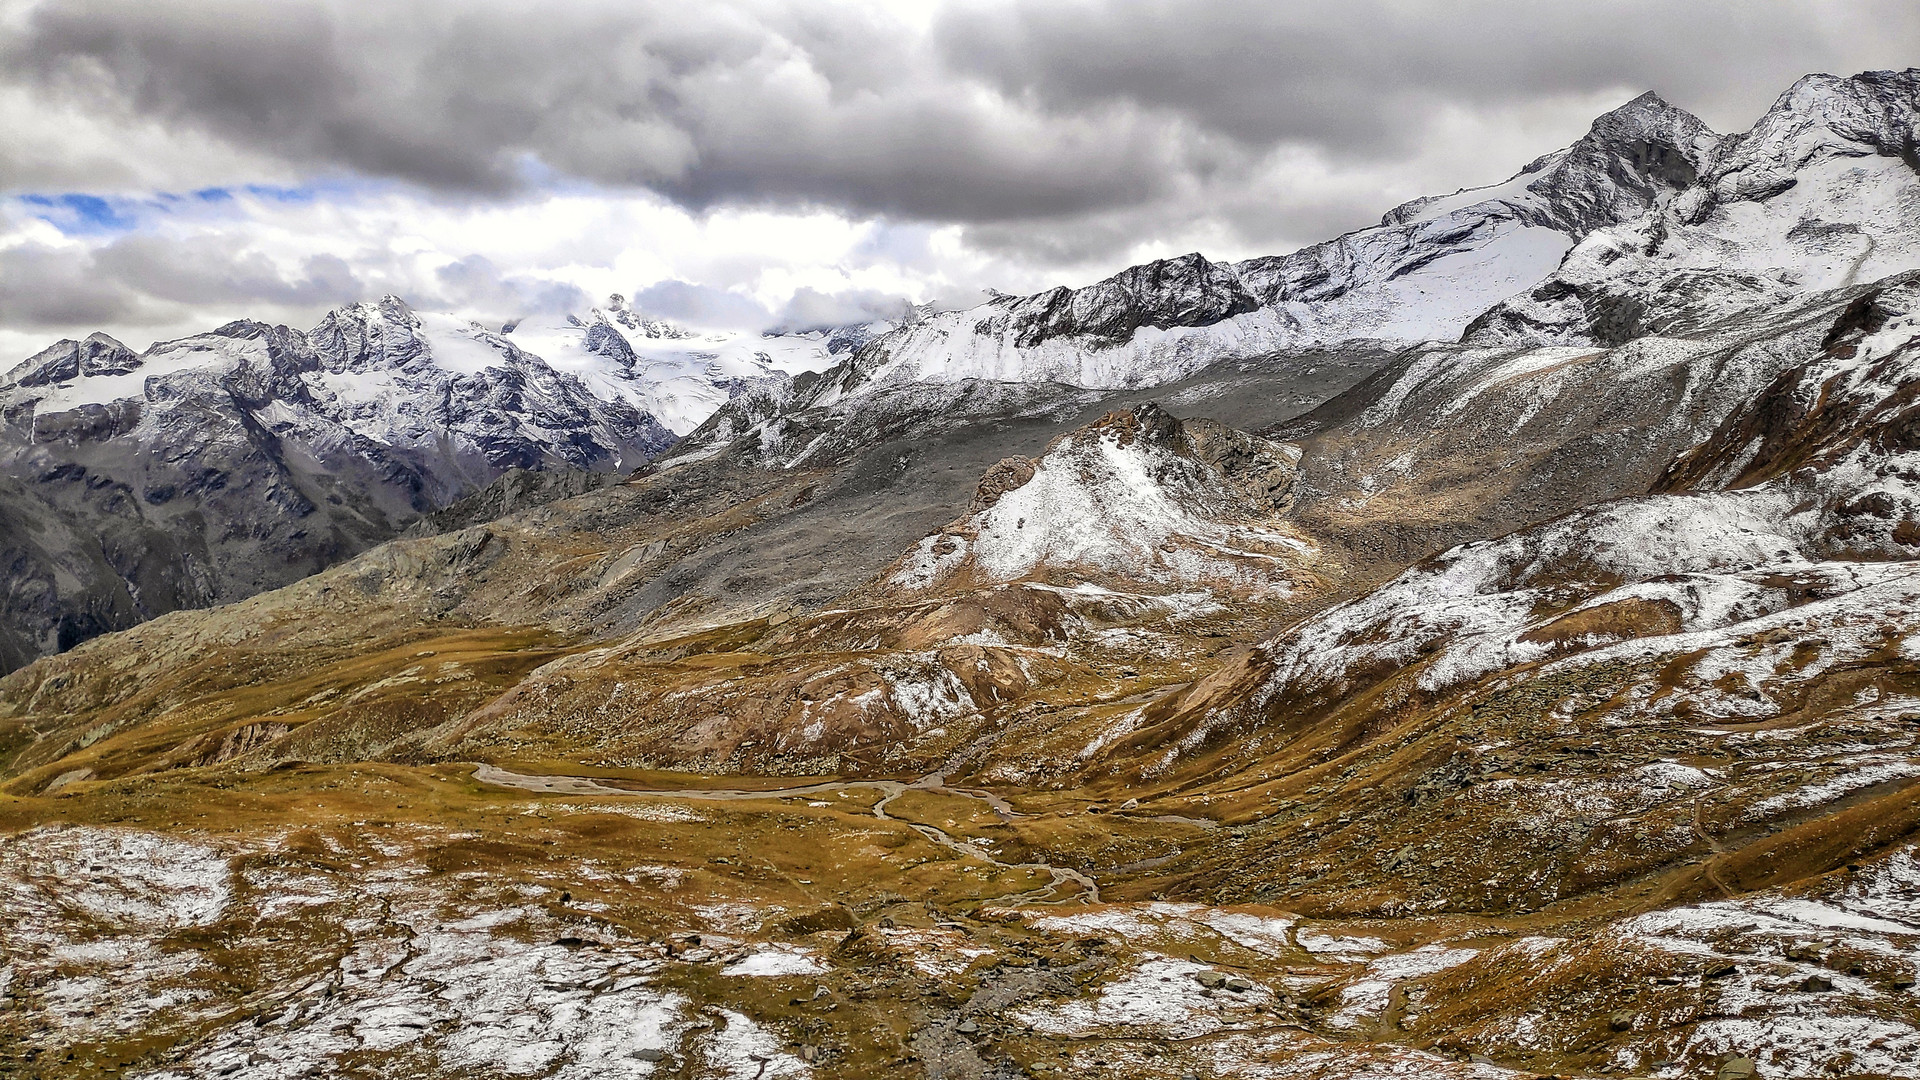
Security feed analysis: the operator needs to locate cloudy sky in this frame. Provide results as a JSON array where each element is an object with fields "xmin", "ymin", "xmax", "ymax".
[{"xmin": 1, "ymin": 0, "xmax": 1914, "ymax": 359}]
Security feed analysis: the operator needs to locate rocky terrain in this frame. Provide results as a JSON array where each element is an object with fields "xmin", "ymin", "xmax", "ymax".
[{"xmin": 1, "ymin": 69, "xmax": 1919, "ymax": 1080}]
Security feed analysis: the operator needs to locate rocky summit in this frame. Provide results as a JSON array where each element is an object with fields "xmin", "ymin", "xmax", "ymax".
[{"xmin": 3, "ymin": 69, "xmax": 1920, "ymax": 1080}]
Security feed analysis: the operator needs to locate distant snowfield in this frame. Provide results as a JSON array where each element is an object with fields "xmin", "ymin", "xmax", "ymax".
[{"xmin": 503, "ymin": 311, "xmax": 848, "ymax": 435}]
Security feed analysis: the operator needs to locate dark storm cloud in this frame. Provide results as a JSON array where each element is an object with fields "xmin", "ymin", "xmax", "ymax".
[
  {"xmin": 1, "ymin": 0, "xmax": 1914, "ymax": 272},
  {"xmin": 1, "ymin": 0, "xmax": 1198, "ymax": 221},
  {"xmin": 0, "ymin": 220, "xmax": 585, "ymax": 345},
  {"xmin": 0, "ymin": 231, "xmax": 366, "ymax": 332},
  {"xmin": 931, "ymin": 1, "xmax": 1920, "ymax": 154},
  {"xmin": 0, "ymin": 242, "xmax": 151, "ymax": 327},
  {"xmin": 91, "ymin": 236, "xmax": 363, "ymax": 308}
]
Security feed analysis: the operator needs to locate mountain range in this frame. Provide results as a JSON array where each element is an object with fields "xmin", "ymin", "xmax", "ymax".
[
  {"xmin": 0, "ymin": 294, "xmax": 860, "ymax": 670},
  {"xmin": 1, "ymin": 68, "xmax": 1919, "ymax": 1080}
]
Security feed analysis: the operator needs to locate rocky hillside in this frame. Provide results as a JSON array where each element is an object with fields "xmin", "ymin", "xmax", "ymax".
[{"xmin": 5, "ymin": 261, "xmax": 1918, "ymax": 1079}]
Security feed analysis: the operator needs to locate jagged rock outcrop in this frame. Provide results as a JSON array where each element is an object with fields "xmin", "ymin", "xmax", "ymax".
[
  {"xmin": 2, "ymin": 332, "xmax": 140, "ymax": 388},
  {"xmin": 883, "ymin": 403, "xmax": 1308, "ymax": 598}
]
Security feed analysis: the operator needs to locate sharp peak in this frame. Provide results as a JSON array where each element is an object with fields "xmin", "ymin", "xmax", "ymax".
[
  {"xmin": 209, "ymin": 318, "xmax": 277, "ymax": 339},
  {"xmin": 324, "ymin": 295, "xmax": 420, "ymax": 323},
  {"xmin": 1583, "ymin": 89, "xmax": 1713, "ymax": 138},
  {"xmin": 1102, "ymin": 251, "xmax": 1231, "ymax": 282},
  {"xmin": 1139, "ymin": 251, "xmax": 1216, "ymax": 268},
  {"xmin": 1787, "ymin": 67, "xmax": 1920, "ymax": 88}
]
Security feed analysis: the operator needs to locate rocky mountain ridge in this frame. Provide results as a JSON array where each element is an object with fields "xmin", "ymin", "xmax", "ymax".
[
  {"xmin": 7, "ymin": 262, "xmax": 1920, "ymax": 1080},
  {"xmin": 787, "ymin": 69, "xmax": 1919, "ymax": 397}
]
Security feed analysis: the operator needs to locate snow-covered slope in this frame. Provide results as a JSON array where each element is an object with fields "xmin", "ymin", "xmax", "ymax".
[{"xmin": 1468, "ymin": 71, "xmax": 1920, "ymax": 345}]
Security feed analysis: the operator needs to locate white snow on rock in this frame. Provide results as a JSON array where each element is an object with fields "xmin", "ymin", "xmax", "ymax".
[
  {"xmin": 720, "ymin": 946, "xmax": 830, "ymax": 978},
  {"xmin": 694, "ymin": 1008, "xmax": 813, "ymax": 1080},
  {"xmin": 1013, "ymin": 953, "xmax": 1273, "ymax": 1039},
  {"xmin": 1296, "ymin": 929, "xmax": 1392, "ymax": 957},
  {"xmin": 502, "ymin": 295, "xmax": 849, "ymax": 436},
  {"xmin": 889, "ymin": 407, "xmax": 1309, "ymax": 599},
  {"xmin": 1328, "ymin": 946, "xmax": 1481, "ymax": 1029},
  {"xmin": 1015, "ymin": 902, "xmax": 1302, "ymax": 960},
  {"xmin": 0, "ymin": 826, "xmax": 232, "ymax": 931},
  {"xmin": 0, "ymin": 828, "xmax": 235, "ymax": 1044}
]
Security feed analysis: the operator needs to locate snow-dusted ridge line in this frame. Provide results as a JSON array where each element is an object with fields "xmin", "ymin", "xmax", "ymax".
[{"xmin": 794, "ymin": 68, "xmax": 1920, "ymax": 401}]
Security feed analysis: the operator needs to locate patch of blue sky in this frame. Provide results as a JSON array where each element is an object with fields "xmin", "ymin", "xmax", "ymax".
[
  {"xmin": 241, "ymin": 182, "xmax": 324, "ymax": 204},
  {"xmin": 11, "ymin": 180, "xmax": 374, "ymax": 236},
  {"xmin": 16, "ymin": 192, "xmax": 141, "ymax": 234}
]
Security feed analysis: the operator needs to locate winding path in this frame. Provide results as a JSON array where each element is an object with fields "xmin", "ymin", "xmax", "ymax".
[{"xmin": 470, "ymin": 764, "xmax": 1100, "ymax": 904}]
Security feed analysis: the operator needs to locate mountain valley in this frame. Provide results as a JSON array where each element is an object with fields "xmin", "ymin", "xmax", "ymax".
[{"xmin": 2, "ymin": 69, "xmax": 1920, "ymax": 1080}]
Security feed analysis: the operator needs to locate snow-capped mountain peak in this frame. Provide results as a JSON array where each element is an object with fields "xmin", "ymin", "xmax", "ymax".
[{"xmin": 1467, "ymin": 68, "xmax": 1920, "ymax": 347}]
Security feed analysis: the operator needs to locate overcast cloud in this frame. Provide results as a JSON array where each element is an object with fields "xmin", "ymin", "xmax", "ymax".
[{"xmin": 1, "ymin": 0, "xmax": 1914, "ymax": 357}]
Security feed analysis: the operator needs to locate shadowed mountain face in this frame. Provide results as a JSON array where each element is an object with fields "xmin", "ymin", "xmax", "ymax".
[{"xmin": 3, "ymin": 70, "xmax": 1920, "ymax": 1080}]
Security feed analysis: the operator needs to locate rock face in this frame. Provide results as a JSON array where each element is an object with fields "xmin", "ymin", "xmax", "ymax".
[{"xmin": 7, "ymin": 333, "xmax": 142, "ymax": 387}]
